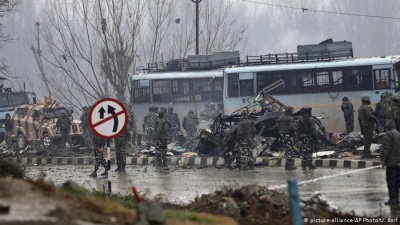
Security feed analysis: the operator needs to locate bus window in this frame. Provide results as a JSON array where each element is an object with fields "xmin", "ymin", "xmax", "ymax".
[
  {"xmin": 315, "ymin": 71, "xmax": 331, "ymax": 91},
  {"xmin": 227, "ymin": 74, "xmax": 239, "ymax": 97},
  {"xmin": 332, "ymin": 71, "xmax": 344, "ymax": 91},
  {"xmin": 152, "ymin": 80, "xmax": 171, "ymax": 102},
  {"xmin": 239, "ymin": 79, "xmax": 253, "ymax": 96},
  {"xmin": 211, "ymin": 78, "xmax": 223, "ymax": 101},
  {"xmin": 0, "ymin": 95, "xmax": 9, "ymax": 107},
  {"xmin": 373, "ymin": 69, "xmax": 390, "ymax": 89},
  {"xmin": 171, "ymin": 79, "xmax": 191, "ymax": 102},
  {"xmin": 256, "ymin": 72, "xmax": 282, "ymax": 93},
  {"xmin": 132, "ymin": 80, "xmax": 150, "ymax": 103},
  {"xmin": 343, "ymin": 66, "xmax": 372, "ymax": 90}
]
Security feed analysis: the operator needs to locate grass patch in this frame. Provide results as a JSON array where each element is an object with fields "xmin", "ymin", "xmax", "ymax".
[{"xmin": 168, "ymin": 210, "xmax": 220, "ymax": 223}]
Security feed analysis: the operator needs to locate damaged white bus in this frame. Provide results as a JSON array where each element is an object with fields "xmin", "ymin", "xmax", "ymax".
[{"xmin": 224, "ymin": 55, "xmax": 400, "ymax": 133}]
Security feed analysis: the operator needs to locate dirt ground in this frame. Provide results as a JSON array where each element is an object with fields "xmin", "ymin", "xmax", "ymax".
[{"xmin": 0, "ymin": 160, "xmax": 388, "ymax": 225}]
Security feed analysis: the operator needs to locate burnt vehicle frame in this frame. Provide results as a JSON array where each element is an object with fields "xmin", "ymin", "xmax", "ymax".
[{"xmin": 195, "ymin": 79, "xmax": 330, "ymax": 156}]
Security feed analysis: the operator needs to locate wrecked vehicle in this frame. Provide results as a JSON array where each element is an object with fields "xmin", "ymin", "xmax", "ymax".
[
  {"xmin": 11, "ymin": 102, "xmax": 84, "ymax": 150},
  {"xmin": 194, "ymin": 80, "xmax": 331, "ymax": 158}
]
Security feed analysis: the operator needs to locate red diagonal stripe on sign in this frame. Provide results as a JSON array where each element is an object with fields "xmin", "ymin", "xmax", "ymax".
[{"xmin": 92, "ymin": 110, "xmax": 125, "ymax": 127}]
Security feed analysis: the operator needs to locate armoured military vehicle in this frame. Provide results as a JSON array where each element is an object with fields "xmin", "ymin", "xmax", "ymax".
[
  {"xmin": 11, "ymin": 103, "xmax": 84, "ymax": 149},
  {"xmin": 0, "ymin": 77, "xmax": 36, "ymax": 143}
]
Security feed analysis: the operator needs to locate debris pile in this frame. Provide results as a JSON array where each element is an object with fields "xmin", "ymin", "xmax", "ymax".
[{"xmin": 164, "ymin": 184, "xmax": 383, "ymax": 225}]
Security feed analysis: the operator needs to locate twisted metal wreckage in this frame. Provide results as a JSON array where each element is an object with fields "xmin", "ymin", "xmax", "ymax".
[{"xmin": 140, "ymin": 80, "xmax": 382, "ymax": 167}]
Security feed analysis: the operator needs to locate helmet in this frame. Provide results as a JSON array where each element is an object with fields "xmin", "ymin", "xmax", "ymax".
[
  {"xmin": 159, "ymin": 107, "xmax": 167, "ymax": 113},
  {"xmin": 5, "ymin": 113, "xmax": 10, "ymax": 117},
  {"xmin": 303, "ymin": 107, "xmax": 312, "ymax": 115},
  {"xmin": 361, "ymin": 94, "xmax": 370, "ymax": 101},
  {"xmin": 393, "ymin": 93, "xmax": 400, "ymax": 101},
  {"xmin": 285, "ymin": 106, "xmax": 294, "ymax": 113},
  {"xmin": 158, "ymin": 111, "xmax": 164, "ymax": 118},
  {"xmin": 189, "ymin": 109, "xmax": 194, "ymax": 113},
  {"xmin": 342, "ymin": 97, "xmax": 349, "ymax": 101},
  {"xmin": 209, "ymin": 102, "xmax": 215, "ymax": 109}
]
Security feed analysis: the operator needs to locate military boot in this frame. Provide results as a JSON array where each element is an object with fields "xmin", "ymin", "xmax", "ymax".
[
  {"xmin": 385, "ymin": 188, "xmax": 398, "ymax": 205},
  {"xmin": 161, "ymin": 158, "xmax": 167, "ymax": 167},
  {"xmin": 120, "ymin": 162, "xmax": 126, "ymax": 172},
  {"xmin": 114, "ymin": 162, "xmax": 122, "ymax": 171},
  {"xmin": 89, "ymin": 166, "xmax": 98, "ymax": 177},
  {"xmin": 100, "ymin": 170, "xmax": 108, "ymax": 177}
]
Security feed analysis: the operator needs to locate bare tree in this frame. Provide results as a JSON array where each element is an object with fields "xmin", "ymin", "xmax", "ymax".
[
  {"xmin": 0, "ymin": 0, "xmax": 17, "ymax": 75},
  {"xmin": 36, "ymin": 0, "xmax": 145, "ymax": 110}
]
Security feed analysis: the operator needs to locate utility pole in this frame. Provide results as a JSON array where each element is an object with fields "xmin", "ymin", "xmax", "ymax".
[
  {"xmin": 191, "ymin": 0, "xmax": 202, "ymax": 55},
  {"xmin": 32, "ymin": 22, "xmax": 53, "ymax": 98}
]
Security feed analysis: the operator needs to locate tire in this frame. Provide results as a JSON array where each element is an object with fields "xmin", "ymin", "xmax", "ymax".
[
  {"xmin": 17, "ymin": 134, "xmax": 27, "ymax": 150},
  {"xmin": 42, "ymin": 133, "xmax": 53, "ymax": 149}
]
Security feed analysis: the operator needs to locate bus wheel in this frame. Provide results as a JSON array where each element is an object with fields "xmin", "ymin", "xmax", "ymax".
[{"xmin": 17, "ymin": 134, "xmax": 27, "ymax": 150}]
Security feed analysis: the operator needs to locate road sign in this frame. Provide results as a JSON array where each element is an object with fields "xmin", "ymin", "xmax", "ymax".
[{"xmin": 89, "ymin": 98, "xmax": 128, "ymax": 139}]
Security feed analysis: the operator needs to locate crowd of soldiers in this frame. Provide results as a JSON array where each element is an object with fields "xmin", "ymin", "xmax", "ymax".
[{"xmin": 341, "ymin": 93, "xmax": 400, "ymax": 158}]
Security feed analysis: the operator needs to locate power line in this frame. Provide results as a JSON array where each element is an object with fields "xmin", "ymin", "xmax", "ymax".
[{"xmin": 242, "ymin": 0, "xmax": 400, "ymax": 20}]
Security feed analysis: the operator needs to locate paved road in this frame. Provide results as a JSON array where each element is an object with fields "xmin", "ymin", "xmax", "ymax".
[{"xmin": 24, "ymin": 165, "xmax": 398, "ymax": 218}]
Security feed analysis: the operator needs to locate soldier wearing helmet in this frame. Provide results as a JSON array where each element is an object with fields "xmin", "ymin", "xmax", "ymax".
[
  {"xmin": 341, "ymin": 97, "xmax": 354, "ymax": 134},
  {"xmin": 358, "ymin": 94, "xmax": 377, "ymax": 158},
  {"xmin": 389, "ymin": 93, "xmax": 400, "ymax": 131},
  {"xmin": 200, "ymin": 102, "xmax": 220, "ymax": 120},
  {"xmin": 167, "ymin": 106, "xmax": 181, "ymax": 142},
  {"xmin": 56, "ymin": 109, "xmax": 72, "ymax": 150},
  {"xmin": 236, "ymin": 109, "xmax": 256, "ymax": 169},
  {"xmin": 374, "ymin": 93, "xmax": 390, "ymax": 133},
  {"xmin": 143, "ymin": 105, "xmax": 158, "ymax": 150},
  {"xmin": 4, "ymin": 112, "xmax": 12, "ymax": 150},
  {"xmin": 277, "ymin": 106, "xmax": 297, "ymax": 170},
  {"xmin": 154, "ymin": 111, "xmax": 171, "ymax": 167},
  {"xmin": 296, "ymin": 107, "xmax": 317, "ymax": 170}
]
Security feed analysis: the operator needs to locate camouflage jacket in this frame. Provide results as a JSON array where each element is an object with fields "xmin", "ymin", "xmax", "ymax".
[
  {"xmin": 155, "ymin": 118, "xmax": 171, "ymax": 141},
  {"xmin": 277, "ymin": 114, "xmax": 295, "ymax": 136},
  {"xmin": 56, "ymin": 116, "xmax": 71, "ymax": 133},
  {"xmin": 143, "ymin": 112, "xmax": 158, "ymax": 130},
  {"xmin": 167, "ymin": 112, "xmax": 181, "ymax": 129},
  {"xmin": 389, "ymin": 103, "xmax": 400, "ymax": 123},
  {"xmin": 358, "ymin": 104, "xmax": 377, "ymax": 126},
  {"xmin": 92, "ymin": 134, "xmax": 106, "ymax": 147},
  {"xmin": 297, "ymin": 115, "xmax": 317, "ymax": 138},
  {"xmin": 115, "ymin": 128, "xmax": 130, "ymax": 147}
]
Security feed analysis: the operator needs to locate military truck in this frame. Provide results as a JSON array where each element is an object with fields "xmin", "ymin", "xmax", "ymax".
[
  {"xmin": 0, "ymin": 77, "xmax": 36, "ymax": 143},
  {"xmin": 11, "ymin": 103, "xmax": 84, "ymax": 149}
]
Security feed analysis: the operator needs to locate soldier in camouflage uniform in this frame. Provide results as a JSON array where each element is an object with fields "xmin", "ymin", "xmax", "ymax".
[
  {"xmin": 167, "ymin": 107, "xmax": 180, "ymax": 142},
  {"xmin": 80, "ymin": 106, "xmax": 92, "ymax": 147},
  {"xmin": 389, "ymin": 93, "xmax": 400, "ymax": 132},
  {"xmin": 236, "ymin": 110, "xmax": 256, "ymax": 169},
  {"xmin": 296, "ymin": 107, "xmax": 317, "ymax": 170},
  {"xmin": 143, "ymin": 106, "xmax": 158, "ymax": 150},
  {"xmin": 154, "ymin": 111, "xmax": 171, "ymax": 167},
  {"xmin": 56, "ymin": 110, "xmax": 72, "ymax": 150},
  {"xmin": 277, "ymin": 106, "xmax": 297, "ymax": 171},
  {"xmin": 114, "ymin": 127, "xmax": 131, "ymax": 172},
  {"xmin": 4, "ymin": 113, "xmax": 13, "ymax": 150},
  {"xmin": 374, "ymin": 94, "xmax": 390, "ymax": 133},
  {"xmin": 89, "ymin": 134, "xmax": 108, "ymax": 178},
  {"xmin": 358, "ymin": 94, "xmax": 377, "ymax": 158}
]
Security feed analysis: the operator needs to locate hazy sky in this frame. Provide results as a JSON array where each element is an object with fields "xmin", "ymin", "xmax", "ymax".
[{"xmin": 1, "ymin": 0, "xmax": 400, "ymax": 105}]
